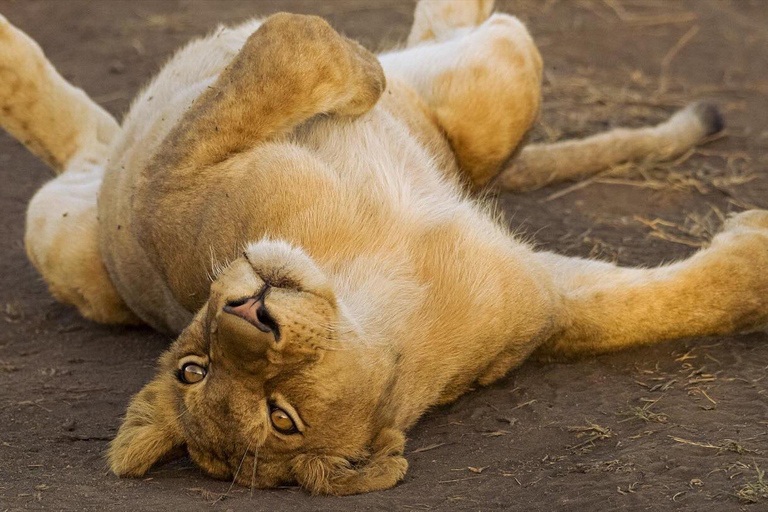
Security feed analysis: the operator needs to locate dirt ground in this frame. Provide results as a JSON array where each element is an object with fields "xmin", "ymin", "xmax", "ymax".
[{"xmin": 1, "ymin": 0, "xmax": 767, "ymax": 510}]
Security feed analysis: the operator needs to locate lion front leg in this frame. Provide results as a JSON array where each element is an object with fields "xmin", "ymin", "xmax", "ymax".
[
  {"xmin": 132, "ymin": 13, "xmax": 386, "ymax": 312},
  {"xmin": 139, "ymin": 13, "xmax": 385, "ymax": 177},
  {"xmin": 534, "ymin": 210, "xmax": 768, "ymax": 359}
]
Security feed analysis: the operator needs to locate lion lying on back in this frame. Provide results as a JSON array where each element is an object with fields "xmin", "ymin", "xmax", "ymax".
[{"xmin": 4, "ymin": 0, "xmax": 766, "ymax": 495}]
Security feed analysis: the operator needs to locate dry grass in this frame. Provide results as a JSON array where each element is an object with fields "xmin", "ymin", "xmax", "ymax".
[
  {"xmin": 532, "ymin": 2, "xmax": 762, "ymax": 215},
  {"xmin": 669, "ymin": 436, "xmax": 761, "ymax": 456},
  {"xmin": 4, "ymin": 302, "xmax": 23, "ymax": 323},
  {"xmin": 635, "ymin": 377, "xmax": 677, "ymax": 393},
  {"xmin": 539, "ymin": 125, "xmax": 757, "ymax": 213},
  {"xmin": 567, "ymin": 421, "xmax": 614, "ymax": 452},
  {"xmin": 737, "ymin": 464, "xmax": 768, "ymax": 504},
  {"xmin": 618, "ymin": 396, "xmax": 668, "ymax": 424},
  {"xmin": 633, "ymin": 206, "xmax": 726, "ymax": 248},
  {"xmin": 602, "ymin": 0, "xmax": 697, "ymax": 27}
]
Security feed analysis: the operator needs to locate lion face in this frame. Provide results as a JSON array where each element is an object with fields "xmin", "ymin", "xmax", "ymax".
[{"xmin": 108, "ymin": 241, "xmax": 407, "ymax": 495}]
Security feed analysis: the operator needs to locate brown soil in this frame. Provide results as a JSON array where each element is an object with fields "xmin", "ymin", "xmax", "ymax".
[{"xmin": 1, "ymin": 1, "xmax": 767, "ymax": 510}]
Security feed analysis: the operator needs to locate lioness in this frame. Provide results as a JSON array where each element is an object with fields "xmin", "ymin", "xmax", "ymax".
[{"xmin": 3, "ymin": 0, "xmax": 766, "ymax": 496}]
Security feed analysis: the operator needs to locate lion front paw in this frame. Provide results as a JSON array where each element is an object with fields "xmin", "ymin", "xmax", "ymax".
[
  {"xmin": 705, "ymin": 210, "xmax": 768, "ymax": 333},
  {"xmin": 711, "ymin": 210, "xmax": 768, "ymax": 259}
]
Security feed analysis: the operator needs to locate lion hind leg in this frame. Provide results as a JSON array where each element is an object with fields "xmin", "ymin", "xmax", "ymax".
[
  {"xmin": 497, "ymin": 101, "xmax": 724, "ymax": 192},
  {"xmin": 24, "ymin": 170, "xmax": 139, "ymax": 324},
  {"xmin": 407, "ymin": 0, "xmax": 495, "ymax": 47},
  {"xmin": 383, "ymin": 13, "xmax": 542, "ymax": 189},
  {"xmin": 1, "ymin": 15, "xmax": 137, "ymax": 323},
  {"xmin": 0, "ymin": 14, "xmax": 119, "ymax": 172},
  {"xmin": 534, "ymin": 210, "xmax": 768, "ymax": 359}
]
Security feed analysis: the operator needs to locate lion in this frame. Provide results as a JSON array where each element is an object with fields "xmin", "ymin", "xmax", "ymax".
[{"xmin": 3, "ymin": 0, "xmax": 767, "ymax": 495}]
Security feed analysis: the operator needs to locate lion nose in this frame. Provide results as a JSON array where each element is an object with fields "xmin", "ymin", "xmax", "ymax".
[{"xmin": 223, "ymin": 295, "xmax": 280, "ymax": 340}]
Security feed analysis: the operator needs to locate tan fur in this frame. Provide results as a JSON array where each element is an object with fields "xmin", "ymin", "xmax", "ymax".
[
  {"xmin": 0, "ymin": 14, "xmax": 137, "ymax": 324},
  {"xmin": 497, "ymin": 101, "xmax": 723, "ymax": 191},
  {"xmin": 0, "ymin": 14, "xmax": 117, "ymax": 171},
  {"xmin": 5, "ymin": 1, "xmax": 766, "ymax": 495}
]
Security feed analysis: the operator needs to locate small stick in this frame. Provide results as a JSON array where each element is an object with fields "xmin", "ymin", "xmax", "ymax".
[{"xmin": 657, "ymin": 25, "xmax": 700, "ymax": 95}]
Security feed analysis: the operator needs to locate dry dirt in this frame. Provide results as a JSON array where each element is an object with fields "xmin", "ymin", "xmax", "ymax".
[{"xmin": 1, "ymin": 1, "xmax": 767, "ymax": 510}]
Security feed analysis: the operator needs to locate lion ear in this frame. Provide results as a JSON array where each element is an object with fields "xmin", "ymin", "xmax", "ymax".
[
  {"xmin": 108, "ymin": 377, "xmax": 184, "ymax": 477},
  {"xmin": 292, "ymin": 428, "xmax": 408, "ymax": 495}
]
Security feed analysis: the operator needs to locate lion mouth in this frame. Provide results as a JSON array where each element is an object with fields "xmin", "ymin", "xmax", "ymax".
[{"xmin": 223, "ymin": 290, "xmax": 281, "ymax": 341}]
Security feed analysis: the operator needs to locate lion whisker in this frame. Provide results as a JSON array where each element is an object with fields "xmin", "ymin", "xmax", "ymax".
[
  {"xmin": 250, "ymin": 448, "xmax": 258, "ymax": 498},
  {"xmin": 213, "ymin": 437, "xmax": 254, "ymax": 504}
]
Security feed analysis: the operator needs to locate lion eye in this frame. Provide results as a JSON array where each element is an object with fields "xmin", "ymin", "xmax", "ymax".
[
  {"xmin": 269, "ymin": 406, "xmax": 297, "ymax": 434},
  {"xmin": 179, "ymin": 362, "xmax": 207, "ymax": 384}
]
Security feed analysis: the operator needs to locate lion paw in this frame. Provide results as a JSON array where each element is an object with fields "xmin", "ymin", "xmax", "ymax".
[
  {"xmin": 407, "ymin": 0, "xmax": 495, "ymax": 46},
  {"xmin": 212, "ymin": 239, "xmax": 337, "ymax": 308}
]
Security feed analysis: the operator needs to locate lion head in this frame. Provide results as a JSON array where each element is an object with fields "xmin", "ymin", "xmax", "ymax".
[{"xmin": 108, "ymin": 240, "xmax": 407, "ymax": 495}]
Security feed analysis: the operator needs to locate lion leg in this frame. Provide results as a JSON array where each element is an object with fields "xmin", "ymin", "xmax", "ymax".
[
  {"xmin": 406, "ymin": 0, "xmax": 496, "ymax": 47},
  {"xmin": 0, "ymin": 14, "xmax": 118, "ymax": 171},
  {"xmin": 25, "ymin": 171, "xmax": 139, "ymax": 324},
  {"xmin": 392, "ymin": 2, "xmax": 722, "ymax": 193},
  {"xmin": 496, "ymin": 101, "xmax": 724, "ymax": 192},
  {"xmin": 380, "ymin": 8, "xmax": 542, "ymax": 189},
  {"xmin": 139, "ymin": 13, "xmax": 384, "ymax": 177},
  {"xmin": 0, "ymin": 15, "xmax": 138, "ymax": 323},
  {"xmin": 132, "ymin": 14, "xmax": 385, "ymax": 310},
  {"xmin": 534, "ymin": 210, "xmax": 768, "ymax": 359}
]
